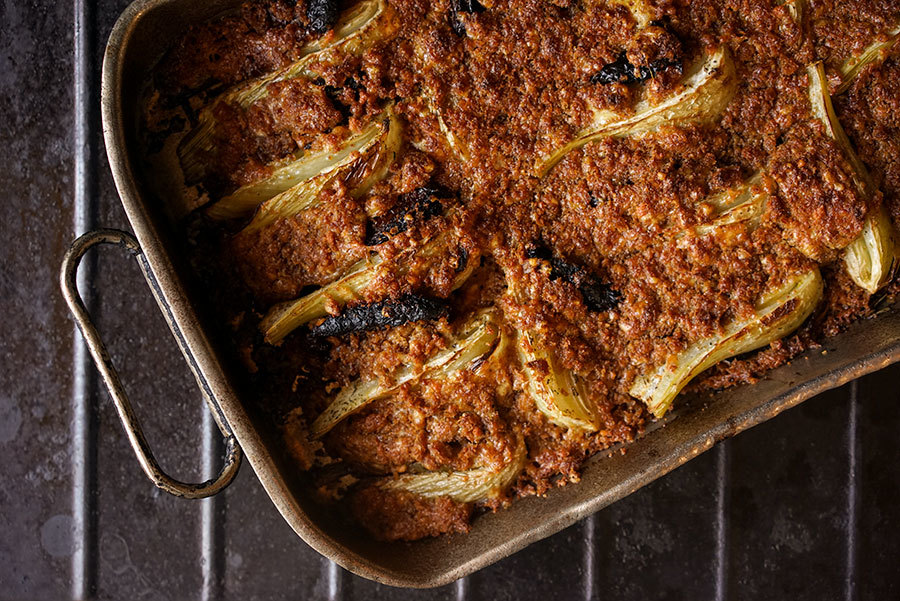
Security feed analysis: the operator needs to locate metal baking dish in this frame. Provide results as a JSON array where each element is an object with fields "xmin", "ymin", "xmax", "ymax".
[{"xmin": 60, "ymin": 0, "xmax": 900, "ymax": 588}]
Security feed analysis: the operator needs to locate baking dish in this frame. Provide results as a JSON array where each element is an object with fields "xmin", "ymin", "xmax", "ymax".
[{"xmin": 59, "ymin": 0, "xmax": 900, "ymax": 587}]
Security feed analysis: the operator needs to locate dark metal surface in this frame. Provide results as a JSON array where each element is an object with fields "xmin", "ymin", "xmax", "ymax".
[{"xmin": 2, "ymin": 0, "xmax": 900, "ymax": 598}]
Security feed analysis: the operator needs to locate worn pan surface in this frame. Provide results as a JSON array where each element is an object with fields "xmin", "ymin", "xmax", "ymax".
[{"xmin": 77, "ymin": 0, "xmax": 900, "ymax": 587}]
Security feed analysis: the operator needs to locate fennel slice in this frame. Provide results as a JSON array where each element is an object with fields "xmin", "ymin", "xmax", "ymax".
[
  {"xmin": 538, "ymin": 46, "xmax": 737, "ymax": 176},
  {"xmin": 844, "ymin": 206, "xmax": 897, "ymax": 294},
  {"xmin": 808, "ymin": 61, "xmax": 898, "ymax": 292},
  {"xmin": 219, "ymin": 0, "xmax": 385, "ymax": 109},
  {"xmin": 259, "ymin": 227, "xmax": 477, "ymax": 345},
  {"xmin": 834, "ymin": 24, "xmax": 900, "ymax": 96},
  {"xmin": 777, "ymin": 0, "xmax": 805, "ymax": 25},
  {"xmin": 207, "ymin": 119, "xmax": 385, "ymax": 220},
  {"xmin": 517, "ymin": 330, "xmax": 598, "ymax": 432},
  {"xmin": 309, "ymin": 310, "xmax": 501, "ymax": 438},
  {"xmin": 807, "ymin": 61, "xmax": 872, "ymax": 194},
  {"xmin": 239, "ymin": 111, "xmax": 400, "ymax": 234},
  {"xmin": 261, "ymin": 254, "xmax": 384, "ymax": 345},
  {"xmin": 694, "ymin": 173, "xmax": 768, "ymax": 236},
  {"xmin": 630, "ymin": 268, "xmax": 823, "ymax": 418},
  {"xmin": 609, "ymin": 0, "xmax": 654, "ymax": 27},
  {"xmin": 379, "ymin": 437, "xmax": 526, "ymax": 503},
  {"xmin": 178, "ymin": 0, "xmax": 388, "ymax": 183}
]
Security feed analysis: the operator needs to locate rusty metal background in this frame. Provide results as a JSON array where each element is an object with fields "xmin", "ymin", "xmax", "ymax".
[{"xmin": 3, "ymin": 0, "xmax": 900, "ymax": 598}]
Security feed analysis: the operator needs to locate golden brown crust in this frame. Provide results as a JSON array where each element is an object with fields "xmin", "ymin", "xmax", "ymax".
[
  {"xmin": 145, "ymin": 0, "xmax": 900, "ymax": 542},
  {"xmin": 159, "ymin": 0, "xmax": 320, "ymax": 97},
  {"xmin": 836, "ymin": 48, "xmax": 900, "ymax": 228},
  {"xmin": 350, "ymin": 485, "xmax": 473, "ymax": 541}
]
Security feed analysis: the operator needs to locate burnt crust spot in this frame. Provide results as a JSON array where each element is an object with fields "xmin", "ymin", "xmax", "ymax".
[
  {"xmin": 590, "ymin": 52, "xmax": 681, "ymax": 85},
  {"xmin": 306, "ymin": 0, "xmax": 339, "ymax": 34},
  {"xmin": 526, "ymin": 245, "xmax": 622, "ymax": 312},
  {"xmin": 310, "ymin": 294, "xmax": 449, "ymax": 337},
  {"xmin": 449, "ymin": 0, "xmax": 486, "ymax": 37},
  {"xmin": 365, "ymin": 186, "xmax": 450, "ymax": 246}
]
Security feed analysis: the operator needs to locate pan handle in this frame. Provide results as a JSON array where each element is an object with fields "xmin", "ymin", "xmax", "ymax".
[{"xmin": 60, "ymin": 228, "xmax": 242, "ymax": 499}]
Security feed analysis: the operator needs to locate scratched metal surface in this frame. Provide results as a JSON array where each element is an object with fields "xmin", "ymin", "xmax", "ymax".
[{"xmin": 2, "ymin": 0, "xmax": 900, "ymax": 599}]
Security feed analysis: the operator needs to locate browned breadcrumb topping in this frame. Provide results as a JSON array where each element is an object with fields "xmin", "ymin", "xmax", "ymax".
[
  {"xmin": 350, "ymin": 486, "xmax": 473, "ymax": 541},
  {"xmin": 143, "ymin": 0, "xmax": 900, "ymax": 541}
]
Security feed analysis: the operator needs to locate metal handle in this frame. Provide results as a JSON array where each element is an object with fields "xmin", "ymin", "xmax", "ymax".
[{"xmin": 60, "ymin": 228, "xmax": 242, "ymax": 499}]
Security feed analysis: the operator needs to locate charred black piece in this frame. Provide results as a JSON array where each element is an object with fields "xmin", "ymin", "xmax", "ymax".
[
  {"xmin": 590, "ymin": 53, "xmax": 634, "ymax": 85},
  {"xmin": 637, "ymin": 57, "xmax": 681, "ymax": 80},
  {"xmin": 449, "ymin": 0, "xmax": 486, "ymax": 37},
  {"xmin": 365, "ymin": 186, "xmax": 448, "ymax": 246},
  {"xmin": 590, "ymin": 52, "xmax": 680, "ymax": 85},
  {"xmin": 454, "ymin": 246, "xmax": 470, "ymax": 273},
  {"xmin": 314, "ymin": 75, "xmax": 365, "ymax": 125},
  {"xmin": 310, "ymin": 295, "xmax": 449, "ymax": 337},
  {"xmin": 578, "ymin": 280, "xmax": 622, "ymax": 313},
  {"xmin": 323, "ymin": 85, "xmax": 353, "ymax": 123},
  {"xmin": 455, "ymin": 0, "xmax": 486, "ymax": 13},
  {"xmin": 345, "ymin": 76, "xmax": 362, "ymax": 91},
  {"xmin": 526, "ymin": 246, "xmax": 622, "ymax": 312},
  {"xmin": 306, "ymin": 0, "xmax": 339, "ymax": 34}
]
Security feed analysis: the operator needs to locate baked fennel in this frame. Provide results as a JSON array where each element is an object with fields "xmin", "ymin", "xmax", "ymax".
[
  {"xmin": 607, "ymin": 0, "xmax": 653, "ymax": 27},
  {"xmin": 516, "ymin": 329, "xmax": 598, "ymax": 432},
  {"xmin": 694, "ymin": 172, "xmax": 768, "ymax": 237},
  {"xmin": 178, "ymin": 0, "xmax": 391, "ymax": 184},
  {"xmin": 236, "ymin": 110, "xmax": 402, "ymax": 234},
  {"xmin": 262, "ymin": 254, "xmax": 383, "ymax": 344},
  {"xmin": 379, "ymin": 439, "xmax": 526, "ymax": 503},
  {"xmin": 808, "ymin": 61, "xmax": 896, "ymax": 293},
  {"xmin": 207, "ymin": 113, "xmax": 395, "ymax": 220},
  {"xmin": 688, "ymin": 58, "xmax": 895, "ymax": 278},
  {"xmin": 843, "ymin": 207, "xmax": 897, "ymax": 295},
  {"xmin": 781, "ymin": 0, "xmax": 804, "ymax": 24},
  {"xmin": 834, "ymin": 24, "xmax": 900, "ymax": 96},
  {"xmin": 506, "ymin": 256, "xmax": 602, "ymax": 432},
  {"xmin": 539, "ymin": 46, "xmax": 737, "ymax": 176},
  {"xmin": 260, "ymin": 229, "xmax": 477, "ymax": 344},
  {"xmin": 630, "ymin": 268, "xmax": 823, "ymax": 418},
  {"xmin": 309, "ymin": 309, "xmax": 501, "ymax": 438}
]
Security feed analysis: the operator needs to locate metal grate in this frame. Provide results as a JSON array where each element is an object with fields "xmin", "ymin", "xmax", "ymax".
[{"xmin": 1, "ymin": 0, "xmax": 899, "ymax": 598}]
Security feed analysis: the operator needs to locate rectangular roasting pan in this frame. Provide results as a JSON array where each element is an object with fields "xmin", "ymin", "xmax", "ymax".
[{"xmin": 64, "ymin": 0, "xmax": 900, "ymax": 588}]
